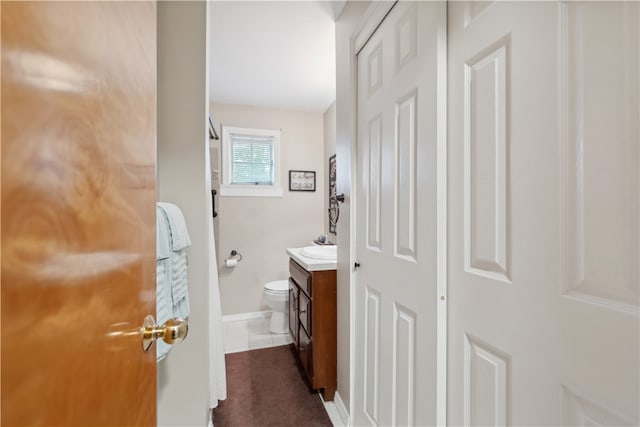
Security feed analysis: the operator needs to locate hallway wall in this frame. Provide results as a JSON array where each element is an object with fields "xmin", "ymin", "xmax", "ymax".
[{"xmin": 157, "ymin": 2, "xmax": 211, "ymax": 425}]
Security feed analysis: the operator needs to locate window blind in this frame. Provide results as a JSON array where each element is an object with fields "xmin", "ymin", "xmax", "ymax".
[{"xmin": 230, "ymin": 134, "xmax": 275, "ymax": 185}]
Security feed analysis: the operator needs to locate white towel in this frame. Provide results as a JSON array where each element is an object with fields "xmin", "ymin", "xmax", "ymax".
[{"xmin": 157, "ymin": 202, "xmax": 192, "ymax": 251}]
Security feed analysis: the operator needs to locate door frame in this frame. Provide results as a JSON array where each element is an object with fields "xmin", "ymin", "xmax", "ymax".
[{"xmin": 348, "ymin": 1, "xmax": 448, "ymax": 425}]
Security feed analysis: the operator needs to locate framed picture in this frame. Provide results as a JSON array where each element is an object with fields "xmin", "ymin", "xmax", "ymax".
[{"xmin": 289, "ymin": 170, "xmax": 316, "ymax": 192}]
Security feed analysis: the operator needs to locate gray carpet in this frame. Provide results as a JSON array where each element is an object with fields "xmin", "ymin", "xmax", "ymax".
[{"xmin": 213, "ymin": 344, "xmax": 333, "ymax": 427}]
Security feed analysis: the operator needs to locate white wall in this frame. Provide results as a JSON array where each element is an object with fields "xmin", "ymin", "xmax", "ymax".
[
  {"xmin": 157, "ymin": 2, "xmax": 211, "ymax": 425},
  {"xmin": 211, "ymin": 103, "xmax": 325, "ymax": 315},
  {"xmin": 334, "ymin": 0, "xmax": 371, "ymax": 414}
]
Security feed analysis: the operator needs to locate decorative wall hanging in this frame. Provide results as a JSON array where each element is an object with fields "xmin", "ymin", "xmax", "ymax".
[{"xmin": 328, "ymin": 155, "xmax": 337, "ymax": 234}]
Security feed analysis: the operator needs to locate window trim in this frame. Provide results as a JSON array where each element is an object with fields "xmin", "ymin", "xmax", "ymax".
[{"xmin": 220, "ymin": 125, "xmax": 283, "ymax": 197}]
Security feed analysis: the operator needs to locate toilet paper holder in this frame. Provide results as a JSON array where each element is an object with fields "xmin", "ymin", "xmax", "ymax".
[{"xmin": 225, "ymin": 249, "xmax": 243, "ymax": 265}]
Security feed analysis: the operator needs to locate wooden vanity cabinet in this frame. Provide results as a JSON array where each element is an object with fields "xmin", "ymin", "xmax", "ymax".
[{"xmin": 288, "ymin": 258, "xmax": 337, "ymax": 401}]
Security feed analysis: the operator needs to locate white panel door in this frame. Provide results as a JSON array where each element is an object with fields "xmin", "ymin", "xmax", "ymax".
[
  {"xmin": 448, "ymin": 1, "xmax": 639, "ymax": 424},
  {"xmin": 354, "ymin": 2, "xmax": 446, "ymax": 425}
]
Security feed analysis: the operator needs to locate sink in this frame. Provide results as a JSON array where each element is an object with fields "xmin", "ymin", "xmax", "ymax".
[{"xmin": 300, "ymin": 245, "xmax": 337, "ymax": 260}]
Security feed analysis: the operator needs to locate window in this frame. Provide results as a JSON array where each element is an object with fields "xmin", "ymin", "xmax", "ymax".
[
  {"xmin": 220, "ymin": 126, "xmax": 283, "ymax": 197},
  {"xmin": 230, "ymin": 135, "xmax": 273, "ymax": 185}
]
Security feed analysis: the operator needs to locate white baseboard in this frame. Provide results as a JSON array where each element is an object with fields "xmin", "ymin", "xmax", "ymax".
[
  {"xmin": 334, "ymin": 391, "xmax": 349, "ymax": 426},
  {"xmin": 222, "ymin": 310, "xmax": 270, "ymax": 323}
]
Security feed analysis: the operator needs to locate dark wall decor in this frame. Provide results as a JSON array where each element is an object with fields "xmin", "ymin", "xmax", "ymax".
[
  {"xmin": 328, "ymin": 155, "xmax": 337, "ymax": 234},
  {"xmin": 289, "ymin": 170, "xmax": 316, "ymax": 191}
]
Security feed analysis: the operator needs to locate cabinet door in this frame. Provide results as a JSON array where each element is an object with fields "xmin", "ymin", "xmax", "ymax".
[
  {"xmin": 298, "ymin": 289, "xmax": 312, "ymax": 336},
  {"xmin": 288, "ymin": 280, "xmax": 298, "ymax": 346},
  {"xmin": 299, "ymin": 325, "xmax": 313, "ymax": 382}
]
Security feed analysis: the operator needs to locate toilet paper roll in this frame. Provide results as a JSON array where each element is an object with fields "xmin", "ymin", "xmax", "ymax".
[{"xmin": 225, "ymin": 258, "xmax": 238, "ymax": 268}]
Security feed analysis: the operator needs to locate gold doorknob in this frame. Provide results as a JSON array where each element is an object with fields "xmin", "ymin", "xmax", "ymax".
[{"xmin": 141, "ymin": 315, "xmax": 189, "ymax": 352}]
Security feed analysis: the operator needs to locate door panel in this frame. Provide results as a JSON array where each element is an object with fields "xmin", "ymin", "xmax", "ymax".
[
  {"xmin": 561, "ymin": 1, "xmax": 639, "ymax": 313},
  {"xmin": 354, "ymin": 2, "xmax": 446, "ymax": 425},
  {"xmin": 1, "ymin": 2, "xmax": 157, "ymax": 425},
  {"xmin": 559, "ymin": 2, "xmax": 639, "ymax": 420},
  {"xmin": 448, "ymin": 1, "xmax": 639, "ymax": 424}
]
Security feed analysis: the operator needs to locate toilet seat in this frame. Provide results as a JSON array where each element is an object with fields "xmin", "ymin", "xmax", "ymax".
[{"xmin": 264, "ymin": 280, "xmax": 289, "ymax": 293}]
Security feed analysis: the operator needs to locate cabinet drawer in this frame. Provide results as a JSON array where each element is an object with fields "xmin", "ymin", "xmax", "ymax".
[
  {"xmin": 289, "ymin": 258, "xmax": 311, "ymax": 297},
  {"xmin": 298, "ymin": 289, "xmax": 311, "ymax": 336}
]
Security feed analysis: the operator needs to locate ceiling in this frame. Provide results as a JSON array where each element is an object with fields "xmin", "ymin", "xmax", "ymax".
[{"xmin": 209, "ymin": 1, "xmax": 343, "ymax": 113}]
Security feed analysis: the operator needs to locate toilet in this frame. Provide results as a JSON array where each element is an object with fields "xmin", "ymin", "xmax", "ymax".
[{"xmin": 263, "ymin": 280, "xmax": 290, "ymax": 334}]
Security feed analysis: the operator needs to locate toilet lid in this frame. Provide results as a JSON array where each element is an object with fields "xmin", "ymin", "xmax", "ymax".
[{"xmin": 264, "ymin": 280, "xmax": 289, "ymax": 292}]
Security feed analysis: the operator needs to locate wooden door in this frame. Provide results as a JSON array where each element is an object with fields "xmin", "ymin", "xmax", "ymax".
[
  {"xmin": 353, "ymin": 2, "xmax": 446, "ymax": 425},
  {"xmin": 1, "ymin": 2, "xmax": 157, "ymax": 425},
  {"xmin": 448, "ymin": 1, "xmax": 639, "ymax": 424}
]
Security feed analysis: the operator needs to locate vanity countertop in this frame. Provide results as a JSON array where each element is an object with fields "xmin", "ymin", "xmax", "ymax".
[{"xmin": 286, "ymin": 247, "xmax": 337, "ymax": 272}]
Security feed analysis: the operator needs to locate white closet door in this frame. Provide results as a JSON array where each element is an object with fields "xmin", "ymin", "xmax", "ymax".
[
  {"xmin": 448, "ymin": 1, "xmax": 639, "ymax": 424},
  {"xmin": 353, "ymin": 2, "xmax": 446, "ymax": 425}
]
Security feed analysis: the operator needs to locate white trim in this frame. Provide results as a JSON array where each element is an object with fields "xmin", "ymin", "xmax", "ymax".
[
  {"xmin": 222, "ymin": 310, "xmax": 271, "ymax": 323},
  {"xmin": 333, "ymin": 391, "xmax": 350, "ymax": 427},
  {"xmin": 219, "ymin": 185, "xmax": 283, "ymax": 198},
  {"xmin": 435, "ymin": 2, "xmax": 448, "ymax": 426},
  {"xmin": 319, "ymin": 394, "xmax": 347, "ymax": 427},
  {"xmin": 348, "ymin": 23, "xmax": 360, "ymax": 427},
  {"xmin": 220, "ymin": 125, "xmax": 282, "ymax": 198},
  {"xmin": 354, "ymin": 1, "xmax": 397, "ymax": 55}
]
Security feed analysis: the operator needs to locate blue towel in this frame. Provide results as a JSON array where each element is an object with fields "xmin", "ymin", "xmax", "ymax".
[
  {"xmin": 156, "ymin": 257, "xmax": 172, "ymax": 361},
  {"xmin": 155, "ymin": 202, "xmax": 191, "ymax": 362},
  {"xmin": 157, "ymin": 202, "xmax": 192, "ymax": 251},
  {"xmin": 171, "ymin": 250, "xmax": 188, "ymax": 301},
  {"xmin": 171, "ymin": 249, "xmax": 190, "ymax": 319},
  {"xmin": 173, "ymin": 294, "xmax": 190, "ymax": 320},
  {"xmin": 156, "ymin": 207, "xmax": 171, "ymax": 261},
  {"xmin": 156, "ymin": 208, "xmax": 173, "ymax": 361}
]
